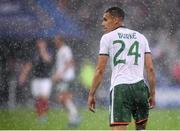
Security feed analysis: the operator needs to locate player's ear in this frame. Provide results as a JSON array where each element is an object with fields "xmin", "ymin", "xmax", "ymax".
[{"xmin": 113, "ymin": 17, "xmax": 120, "ymax": 25}]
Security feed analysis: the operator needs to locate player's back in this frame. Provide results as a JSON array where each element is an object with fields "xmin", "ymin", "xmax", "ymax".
[{"xmin": 100, "ymin": 27, "xmax": 150, "ymax": 90}]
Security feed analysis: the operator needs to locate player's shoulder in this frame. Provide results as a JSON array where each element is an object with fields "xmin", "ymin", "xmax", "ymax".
[
  {"xmin": 101, "ymin": 32, "xmax": 110, "ymax": 39},
  {"xmin": 126, "ymin": 28, "xmax": 143, "ymax": 36},
  {"xmin": 129, "ymin": 28, "xmax": 149, "ymax": 42},
  {"xmin": 61, "ymin": 44, "xmax": 69, "ymax": 50},
  {"xmin": 100, "ymin": 33, "xmax": 110, "ymax": 43},
  {"xmin": 100, "ymin": 30, "xmax": 117, "ymax": 42},
  {"xmin": 63, "ymin": 45, "xmax": 72, "ymax": 53},
  {"xmin": 58, "ymin": 45, "xmax": 68, "ymax": 52}
]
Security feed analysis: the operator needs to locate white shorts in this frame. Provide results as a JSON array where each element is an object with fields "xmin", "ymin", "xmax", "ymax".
[{"xmin": 31, "ymin": 78, "xmax": 52, "ymax": 98}]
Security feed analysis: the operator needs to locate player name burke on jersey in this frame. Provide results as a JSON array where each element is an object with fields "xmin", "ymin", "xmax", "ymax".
[{"xmin": 118, "ymin": 32, "xmax": 137, "ymax": 39}]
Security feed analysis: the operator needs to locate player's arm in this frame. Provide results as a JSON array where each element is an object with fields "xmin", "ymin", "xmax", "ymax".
[
  {"xmin": 18, "ymin": 62, "xmax": 32, "ymax": 86},
  {"xmin": 88, "ymin": 55, "xmax": 108, "ymax": 112},
  {"xmin": 145, "ymin": 53, "xmax": 156, "ymax": 108}
]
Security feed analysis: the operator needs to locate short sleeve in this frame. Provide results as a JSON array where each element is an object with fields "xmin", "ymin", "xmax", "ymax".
[
  {"xmin": 99, "ymin": 35, "xmax": 109, "ymax": 56},
  {"xmin": 142, "ymin": 35, "xmax": 151, "ymax": 53}
]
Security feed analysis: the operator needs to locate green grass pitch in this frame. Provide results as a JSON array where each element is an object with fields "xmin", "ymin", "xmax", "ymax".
[{"xmin": 0, "ymin": 107, "xmax": 180, "ymax": 130}]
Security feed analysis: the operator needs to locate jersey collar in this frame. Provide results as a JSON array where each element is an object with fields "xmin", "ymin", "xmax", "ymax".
[{"xmin": 114, "ymin": 26, "xmax": 126, "ymax": 30}]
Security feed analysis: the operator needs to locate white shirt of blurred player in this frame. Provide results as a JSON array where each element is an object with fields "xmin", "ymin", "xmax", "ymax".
[
  {"xmin": 99, "ymin": 27, "xmax": 151, "ymax": 91},
  {"xmin": 56, "ymin": 45, "xmax": 75, "ymax": 82}
]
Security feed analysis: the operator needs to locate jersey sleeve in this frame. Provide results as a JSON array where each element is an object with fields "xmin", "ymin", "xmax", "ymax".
[
  {"xmin": 99, "ymin": 35, "xmax": 109, "ymax": 56},
  {"xmin": 142, "ymin": 35, "xmax": 151, "ymax": 53},
  {"xmin": 64, "ymin": 46, "xmax": 73, "ymax": 61}
]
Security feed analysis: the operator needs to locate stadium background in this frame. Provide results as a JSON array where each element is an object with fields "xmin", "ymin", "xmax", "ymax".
[{"xmin": 0, "ymin": 0, "xmax": 180, "ymax": 129}]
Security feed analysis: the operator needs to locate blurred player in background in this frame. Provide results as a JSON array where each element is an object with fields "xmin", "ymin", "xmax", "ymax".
[
  {"xmin": 88, "ymin": 7, "xmax": 156, "ymax": 130},
  {"xmin": 18, "ymin": 39, "xmax": 53, "ymax": 123},
  {"xmin": 52, "ymin": 35, "xmax": 80, "ymax": 127}
]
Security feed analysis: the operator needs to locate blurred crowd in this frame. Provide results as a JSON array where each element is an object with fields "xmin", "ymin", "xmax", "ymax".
[{"xmin": 0, "ymin": 0, "xmax": 180, "ymax": 109}]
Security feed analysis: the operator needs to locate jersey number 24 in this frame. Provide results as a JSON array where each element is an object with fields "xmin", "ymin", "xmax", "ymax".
[{"xmin": 113, "ymin": 40, "xmax": 141, "ymax": 66}]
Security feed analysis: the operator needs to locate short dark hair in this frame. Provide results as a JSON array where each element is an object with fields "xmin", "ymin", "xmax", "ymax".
[{"xmin": 105, "ymin": 7, "xmax": 125, "ymax": 20}]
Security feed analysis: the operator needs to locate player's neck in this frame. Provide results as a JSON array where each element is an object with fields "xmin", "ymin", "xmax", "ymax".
[
  {"xmin": 113, "ymin": 25, "xmax": 125, "ymax": 31},
  {"xmin": 58, "ymin": 43, "xmax": 64, "ymax": 48}
]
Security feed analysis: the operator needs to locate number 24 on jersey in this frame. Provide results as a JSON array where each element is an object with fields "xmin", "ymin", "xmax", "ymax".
[{"xmin": 113, "ymin": 40, "xmax": 141, "ymax": 66}]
